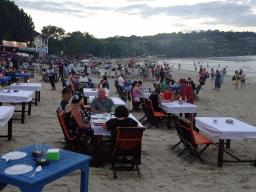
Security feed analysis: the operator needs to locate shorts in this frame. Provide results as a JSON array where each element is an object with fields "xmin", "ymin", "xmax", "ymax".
[{"xmin": 241, "ymin": 79, "xmax": 245, "ymax": 82}]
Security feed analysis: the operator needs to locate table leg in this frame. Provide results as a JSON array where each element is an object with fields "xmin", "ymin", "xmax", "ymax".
[
  {"xmin": 226, "ymin": 139, "xmax": 231, "ymax": 149},
  {"xmin": 19, "ymin": 185, "xmax": 44, "ymax": 192},
  {"xmin": 21, "ymin": 102, "xmax": 25, "ymax": 124},
  {"xmin": 179, "ymin": 113, "xmax": 182, "ymax": 117},
  {"xmin": 80, "ymin": 162, "xmax": 90, "ymax": 192},
  {"xmin": 38, "ymin": 91, "xmax": 41, "ymax": 102},
  {"xmin": 8, "ymin": 117, "xmax": 12, "ymax": 140},
  {"xmin": 218, "ymin": 139, "xmax": 224, "ymax": 167},
  {"xmin": 167, "ymin": 113, "xmax": 170, "ymax": 129},
  {"xmin": 35, "ymin": 91, "xmax": 38, "ymax": 106},
  {"xmin": 193, "ymin": 113, "xmax": 199, "ymax": 132},
  {"xmin": 28, "ymin": 101, "xmax": 32, "ymax": 115},
  {"xmin": 0, "ymin": 102, "xmax": 2, "ymax": 106}
]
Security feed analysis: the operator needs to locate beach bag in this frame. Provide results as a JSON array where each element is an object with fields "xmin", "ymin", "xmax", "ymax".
[{"xmin": 232, "ymin": 76, "xmax": 236, "ymax": 81}]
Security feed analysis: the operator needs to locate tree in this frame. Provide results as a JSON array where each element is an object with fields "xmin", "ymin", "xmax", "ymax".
[
  {"xmin": 0, "ymin": 0, "xmax": 34, "ymax": 42},
  {"xmin": 41, "ymin": 25, "xmax": 65, "ymax": 40}
]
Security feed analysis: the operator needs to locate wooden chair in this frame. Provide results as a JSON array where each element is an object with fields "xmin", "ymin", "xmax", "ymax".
[
  {"xmin": 178, "ymin": 117, "xmax": 213, "ymax": 163},
  {"xmin": 144, "ymin": 98, "xmax": 166, "ymax": 129},
  {"xmin": 111, "ymin": 126, "xmax": 145, "ymax": 179},
  {"xmin": 139, "ymin": 97, "xmax": 149, "ymax": 125}
]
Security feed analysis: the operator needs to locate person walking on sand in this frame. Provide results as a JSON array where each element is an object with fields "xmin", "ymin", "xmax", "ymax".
[
  {"xmin": 240, "ymin": 71, "xmax": 246, "ymax": 90},
  {"xmin": 234, "ymin": 70, "xmax": 239, "ymax": 90},
  {"xmin": 213, "ymin": 70, "xmax": 221, "ymax": 91}
]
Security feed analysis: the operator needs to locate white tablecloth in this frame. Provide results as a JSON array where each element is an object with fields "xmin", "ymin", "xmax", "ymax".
[
  {"xmin": 83, "ymin": 88, "xmax": 110, "ymax": 97},
  {"xmin": 0, "ymin": 90, "xmax": 33, "ymax": 103},
  {"xmin": 91, "ymin": 114, "xmax": 143, "ymax": 136},
  {"xmin": 160, "ymin": 101, "xmax": 198, "ymax": 113},
  {"xmin": 195, "ymin": 117, "xmax": 256, "ymax": 140},
  {"xmin": 0, "ymin": 106, "xmax": 14, "ymax": 127},
  {"xmin": 10, "ymin": 83, "xmax": 42, "ymax": 91},
  {"xmin": 89, "ymin": 96, "xmax": 125, "ymax": 108}
]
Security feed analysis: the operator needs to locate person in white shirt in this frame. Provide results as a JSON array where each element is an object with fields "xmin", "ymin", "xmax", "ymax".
[
  {"xmin": 47, "ymin": 64, "xmax": 56, "ymax": 90},
  {"xmin": 68, "ymin": 63, "xmax": 74, "ymax": 74},
  {"xmin": 118, "ymin": 74, "xmax": 126, "ymax": 87}
]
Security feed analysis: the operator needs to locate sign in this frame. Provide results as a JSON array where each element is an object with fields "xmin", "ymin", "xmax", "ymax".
[{"xmin": 2, "ymin": 40, "xmax": 27, "ymax": 49}]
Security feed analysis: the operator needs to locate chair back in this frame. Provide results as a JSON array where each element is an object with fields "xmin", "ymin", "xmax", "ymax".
[
  {"xmin": 144, "ymin": 98, "xmax": 155, "ymax": 115},
  {"xmin": 57, "ymin": 111, "xmax": 74, "ymax": 141},
  {"xmin": 179, "ymin": 117, "xmax": 195, "ymax": 145},
  {"xmin": 171, "ymin": 114, "xmax": 183, "ymax": 138},
  {"xmin": 139, "ymin": 96, "xmax": 148, "ymax": 117},
  {"xmin": 113, "ymin": 127, "xmax": 145, "ymax": 155}
]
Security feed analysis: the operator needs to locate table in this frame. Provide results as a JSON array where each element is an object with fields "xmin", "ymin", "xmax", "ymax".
[
  {"xmin": 10, "ymin": 83, "xmax": 42, "ymax": 106},
  {"xmin": 0, "ymin": 106, "xmax": 14, "ymax": 140},
  {"xmin": 15, "ymin": 73, "xmax": 30, "ymax": 78},
  {"xmin": 0, "ymin": 144, "xmax": 91, "ymax": 192},
  {"xmin": 83, "ymin": 88, "xmax": 110, "ymax": 104},
  {"xmin": 160, "ymin": 101, "xmax": 198, "ymax": 129},
  {"xmin": 195, "ymin": 117, "xmax": 256, "ymax": 167},
  {"xmin": 125, "ymin": 82, "xmax": 133, "ymax": 86},
  {"xmin": 0, "ymin": 76, "xmax": 11, "ymax": 87},
  {"xmin": 89, "ymin": 96, "xmax": 125, "ymax": 108},
  {"xmin": 0, "ymin": 90, "xmax": 33, "ymax": 124}
]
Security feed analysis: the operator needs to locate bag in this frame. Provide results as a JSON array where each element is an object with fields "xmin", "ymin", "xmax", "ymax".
[{"xmin": 232, "ymin": 76, "xmax": 236, "ymax": 81}]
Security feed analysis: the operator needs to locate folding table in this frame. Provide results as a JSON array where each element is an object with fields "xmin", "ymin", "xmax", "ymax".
[
  {"xmin": 0, "ymin": 144, "xmax": 91, "ymax": 192},
  {"xmin": 89, "ymin": 96, "xmax": 125, "ymax": 108},
  {"xmin": 0, "ymin": 90, "xmax": 33, "ymax": 124},
  {"xmin": 0, "ymin": 106, "xmax": 14, "ymax": 140},
  {"xmin": 196, "ymin": 117, "xmax": 256, "ymax": 167},
  {"xmin": 10, "ymin": 83, "xmax": 41, "ymax": 106}
]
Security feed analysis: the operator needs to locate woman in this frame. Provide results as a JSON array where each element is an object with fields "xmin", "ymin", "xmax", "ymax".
[
  {"xmin": 99, "ymin": 75, "xmax": 109, "ymax": 88},
  {"xmin": 149, "ymin": 86, "xmax": 163, "ymax": 112},
  {"xmin": 47, "ymin": 64, "xmax": 56, "ymax": 90},
  {"xmin": 240, "ymin": 71, "xmax": 246, "ymax": 90},
  {"xmin": 65, "ymin": 92, "xmax": 93, "ymax": 140},
  {"xmin": 162, "ymin": 87, "xmax": 174, "ymax": 101},
  {"xmin": 211, "ymin": 68, "xmax": 215, "ymax": 82},
  {"xmin": 131, "ymin": 80, "xmax": 143, "ymax": 112},
  {"xmin": 199, "ymin": 68, "xmax": 205, "ymax": 86},
  {"xmin": 234, "ymin": 70, "xmax": 239, "ymax": 90},
  {"xmin": 214, "ymin": 70, "xmax": 221, "ymax": 91},
  {"xmin": 102, "ymin": 105, "xmax": 138, "ymax": 151}
]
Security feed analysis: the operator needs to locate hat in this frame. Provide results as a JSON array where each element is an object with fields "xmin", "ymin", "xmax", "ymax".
[
  {"xmin": 62, "ymin": 87, "xmax": 71, "ymax": 94},
  {"xmin": 179, "ymin": 79, "xmax": 186, "ymax": 84}
]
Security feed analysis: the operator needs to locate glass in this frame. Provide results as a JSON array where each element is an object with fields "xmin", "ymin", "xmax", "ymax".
[
  {"xmin": 213, "ymin": 114, "xmax": 218, "ymax": 124},
  {"xmin": 34, "ymin": 142, "xmax": 42, "ymax": 153}
]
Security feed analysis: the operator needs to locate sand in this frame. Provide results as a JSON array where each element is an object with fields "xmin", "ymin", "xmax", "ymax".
[{"xmin": 1, "ymin": 65, "xmax": 256, "ymax": 192}]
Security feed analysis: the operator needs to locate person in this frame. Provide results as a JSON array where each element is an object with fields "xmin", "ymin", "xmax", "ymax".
[
  {"xmin": 168, "ymin": 75, "xmax": 175, "ymax": 85},
  {"xmin": 66, "ymin": 71, "xmax": 78, "ymax": 87},
  {"xmin": 47, "ymin": 64, "xmax": 56, "ymax": 90},
  {"xmin": 12, "ymin": 56, "xmax": 18, "ymax": 71},
  {"xmin": 18, "ymin": 55, "xmax": 23, "ymax": 67},
  {"xmin": 90, "ymin": 88, "xmax": 115, "ymax": 113},
  {"xmin": 199, "ymin": 68, "xmax": 205, "ymax": 87},
  {"xmin": 57, "ymin": 87, "xmax": 72, "ymax": 114},
  {"xmin": 99, "ymin": 75, "xmax": 109, "ymax": 89},
  {"xmin": 159, "ymin": 67, "xmax": 165, "ymax": 83},
  {"xmin": 240, "ymin": 71, "xmax": 246, "ymax": 90},
  {"xmin": 214, "ymin": 70, "xmax": 221, "ymax": 91},
  {"xmin": 175, "ymin": 79, "xmax": 194, "ymax": 104},
  {"xmin": 58, "ymin": 63, "xmax": 64, "ymax": 82},
  {"xmin": 149, "ymin": 86, "xmax": 163, "ymax": 112},
  {"xmin": 187, "ymin": 77, "xmax": 196, "ymax": 91},
  {"xmin": 131, "ymin": 80, "xmax": 143, "ymax": 112},
  {"xmin": 211, "ymin": 68, "xmax": 215, "ymax": 82},
  {"xmin": 118, "ymin": 74, "xmax": 126, "ymax": 87},
  {"xmin": 65, "ymin": 92, "xmax": 93, "ymax": 140},
  {"xmin": 234, "ymin": 70, "xmax": 239, "ymax": 90},
  {"xmin": 102, "ymin": 105, "xmax": 138, "ymax": 152},
  {"xmin": 161, "ymin": 78, "xmax": 169, "ymax": 92},
  {"xmin": 83, "ymin": 65, "xmax": 87, "ymax": 74},
  {"xmin": 220, "ymin": 68, "xmax": 227, "ymax": 83},
  {"xmin": 162, "ymin": 87, "xmax": 174, "ymax": 101},
  {"xmin": 239, "ymin": 69, "xmax": 243, "ymax": 75},
  {"xmin": 68, "ymin": 62, "xmax": 74, "ymax": 74}
]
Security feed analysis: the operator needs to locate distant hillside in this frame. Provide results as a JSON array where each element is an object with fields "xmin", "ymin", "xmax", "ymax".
[{"xmin": 101, "ymin": 30, "xmax": 256, "ymax": 58}]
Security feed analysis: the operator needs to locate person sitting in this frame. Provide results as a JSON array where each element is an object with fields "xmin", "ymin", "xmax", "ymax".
[
  {"xmin": 161, "ymin": 78, "xmax": 169, "ymax": 92},
  {"xmin": 99, "ymin": 75, "xmax": 109, "ymax": 89},
  {"xmin": 149, "ymin": 86, "xmax": 163, "ymax": 112},
  {"xmin": 66, "ymin": 71, "xmax": 78, "ymax": 87},
  {"xmin": 131, "ymin": 80, "xmax": 144, "ymax": 112},
  {"xmin": 102, "ymin": 105, "xmax": 138, "ymax": 152},
  {"xmin": 79, "ymin": 72, "xmax": 89, "ymax": 91},
  {"xmin": 64, "ymin": 92, "xmax": 93, "ymax": 140},
  {"xmin": 90, "ymin": 88, "xmax": 115, "ymax": 113},
  {"xmin": 175, "ymin": 79, "xmax": 194, "ymax": 104},
  {"xmin": 168, "ymin": 75, "xmax": 176, "ymax": 85},
  {"xmin": 57, "ymin": 87, "xmax": 72, "ymax": 114},
  {"xmin": 162, "ymin": 87, "xmax": 174, "ymax": 101},
  {"xmin": 118, "ymin": 74, "xmax": 127, "ymax": 87}
]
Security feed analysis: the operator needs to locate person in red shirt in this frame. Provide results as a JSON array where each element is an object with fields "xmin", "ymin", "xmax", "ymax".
[
  {"xmin": 175, "ymin": 79, "xmax": 194, "ymax": 104},
  {"xmin": 162, "ymin": 87, "xmax": 174, "ymax": 101}
]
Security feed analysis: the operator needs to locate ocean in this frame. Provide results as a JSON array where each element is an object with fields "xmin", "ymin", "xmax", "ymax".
[{"xmin": 158, "ymin": 56, "xmax": 256, "ymax": 83}]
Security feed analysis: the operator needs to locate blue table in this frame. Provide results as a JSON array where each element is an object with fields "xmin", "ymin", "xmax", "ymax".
[
  {"xmin": 15, "ymin": 73, "xmax": 30, "ymax": 78},
  {"xmin": 0, "ymin": 76, "xmax": 11, "ymax": 83},
  {"xmin": 125, "ymin": 82, "xmax": 133, "ymax": 86},
  {"xmin": 123, "ymin": 86, "xmax": 130, "ymax": 90},
  {"xmin": 0, "ymin": 145, "xmax": 91, "ymax": 192}
]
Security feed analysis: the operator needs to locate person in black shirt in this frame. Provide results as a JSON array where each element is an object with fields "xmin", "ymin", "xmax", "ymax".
[
  {"xmin": 102, "ymin": 105, "xmax": 138, "ymax": 151},
  {"xmin": 187, "ymin": 77, "xmax": 196, "ymax": 90},
  {"xmin": 58, "ymin": 63, "xmax": 64, "ymax": 82},
  {"xmin": 149, "ymin": 86, "xmax": 163, "ymax": 112},
  {"xmin": 57, "ymin": 87, "xmax": 72, "ymax": 114}
]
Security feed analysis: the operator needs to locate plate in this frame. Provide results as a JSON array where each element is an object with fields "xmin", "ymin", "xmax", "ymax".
[
  {"xmin": 5, "ymin": 164, "xmax": 33, "ymax": 175},
  {"xmin": 2, "ymin": 151, "xmax": 27, "ymax": 160}
]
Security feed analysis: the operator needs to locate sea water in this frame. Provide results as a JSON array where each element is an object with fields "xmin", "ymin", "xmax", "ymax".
[{"xmin": 158, "ymin": 55, "xmax": 256, "ymax": 83}]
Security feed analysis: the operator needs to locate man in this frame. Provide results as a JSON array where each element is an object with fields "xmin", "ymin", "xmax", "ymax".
[
  {"xmin": 161, "ymin": 78, "xmax": 169, "ymax": 92},
  {"xmin": 118, "ymin": 74, "xmax": 126, "ymax": 87},
  {"xmin": 187, "ymin": 77, "xmax": 196, "ymax": 91},
  {"xmin": 168, "ymin": 75, "xmax": 176, "ymax": 85},
  {"xmin": 58, "ymin": 63, "xmax": 64, "ymax": 82},
  {"xmin": 90, "ymin": 88, "xmax": 115, "ymax": 113},
  {"xmin": 57, "ymin": 87, "xmax": 72, "ymax": 114},
  {"xmin": 175, "ymin": 79, "xmax": 194, "ymax": 104},
  {"xmin": 220, "ymin": 68, "xmax": 227, "ymax": 83}
]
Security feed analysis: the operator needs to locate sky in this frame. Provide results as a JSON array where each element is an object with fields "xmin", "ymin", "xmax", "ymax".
[{"xmin": 12, "ymin": 0, "xmax": 256, "ymax": 38}]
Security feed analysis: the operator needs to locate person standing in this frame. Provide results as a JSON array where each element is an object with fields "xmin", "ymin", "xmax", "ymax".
[
  {"xmin": 58, "ymin": 63, "xmax": 64, "ymax": 82},
  {"xmin": 211, "ymin": 68, "xmax": 215, "ymax": 82},
  {"xmin": 199, "ymin": 69, "xmax": 205, "ymax": 87},
  {"xmin": 234, "ymin": 70, "xmax": 239, "ymax": 90},
  {"xmin": 240, "ymin": 71, "xmax": 246, "ymax": 90},
  {"xmin": 220, "ymin": 68, "xmax": 227, "ymax": 83},
  {"xmin": 47, "ymin": 64, "xmax": 56, "ymax": 90},
  {"xmin": 12, "ymin": 56, "xmax": 18, "ymax": 71},
  {"xmin": 214, "ymin": 70, "xmax": 221, "ymax": 91}
]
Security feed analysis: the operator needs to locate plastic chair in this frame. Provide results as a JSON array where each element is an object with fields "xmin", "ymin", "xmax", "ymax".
[{"xmin": 111, "ymin": 126, "xmax": 145, "ymax": 179}]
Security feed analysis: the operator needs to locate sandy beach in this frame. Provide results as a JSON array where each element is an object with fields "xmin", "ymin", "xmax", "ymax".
[{"xmin": 1, "ymin": 65, "xmax": 256, "ymax": 192}]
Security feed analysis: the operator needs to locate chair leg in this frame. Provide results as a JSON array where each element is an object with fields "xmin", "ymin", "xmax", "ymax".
[
  {"xmin": 171, "ymin": 141, "xmax": 182, "ymax": 149},
  {"xmin": 136, "ymin": 163, "xmax": 141, "ymax": 178},
  {"xmin": 178, "ymin": 148, "xmax": 187, "ymax": 156}
]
